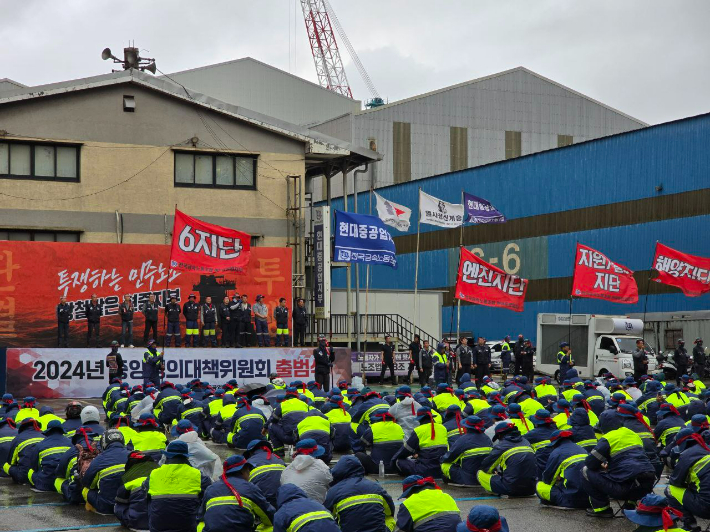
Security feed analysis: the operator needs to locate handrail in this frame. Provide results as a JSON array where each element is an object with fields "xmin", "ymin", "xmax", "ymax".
[{"xmin": 309, "ymin": 313, "xmax": 439, "ymax": 347}]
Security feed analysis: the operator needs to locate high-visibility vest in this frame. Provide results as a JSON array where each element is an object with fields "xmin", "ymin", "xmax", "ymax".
[
  {"xmin": 286, "ymin": 510, "xmax": 336, "ymax": 532},
  {"xmin": 325, "ymin": 408, "xmax": 351, "ymax": 425},
  {"xmin": 132, "ymin": 430, "xmax": 167, "ymax": 453},
  {"xmin": 414, "ymin": 423, "xmax": 448, "ymax": 450},
  {"xmin": 280, "ymin": 398, "xmax": 310, "ymax": 416},
  {"xmin": 249, "ymin": 462, "xmax": 285, "ymax": 482},
  {"xmin": 600, "ymin": 427, "xmax": 644, "ymax": 457},
  {"xmin": 358, "ymin": 403, "xmax": 389, "ymax": 426},
  {"xmin": 15, "ymin": 408, "xmax": 40, "ymax": 424},
  {"xmin": 332, "ymin": 492, "xmax": 395, "ymax": 531},
  {"xmin": 432, "ymin": 393, "xmax": 461, "ymax": 412},
  {"xmin": 466, "ymin": 399, "xmax": 490, "ymax": 414},
  {"xmin": 401, "ymin": 489, "xmax": 459, "ymax": 528},
  {"xmin": 208, "ymin": 399, "xmax": 224, "ymax": 417},
  {"xmin": 148, "ymin": 463, "xmax": 201, "ymax": 498},
  {"xmin": 297, "ymin": 415, "xmax": 330, "ymax": 436},
  {"xmin": 561, "ymin": 389, "xmax": 582, "ymax": 402},
  {"xmin": 371, "ymin": 421, "xmax": 405, "ymax": 445},
  {"xmin": 89, "ymin": 462, "xmax": 125, "ymax": 490},
  {"xmin": 485, "ymin": 444, "xmax": 534, "ymax": 473},
  {"xmin": 534, "ymin": 384, "xmax": 558, "ymax": 399},
  {"xmin": 432, "ymin": 352, "xmax": 448, "ymax": 366}
]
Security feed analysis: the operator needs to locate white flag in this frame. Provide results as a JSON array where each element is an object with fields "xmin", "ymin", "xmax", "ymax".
[
  {"xmin": 375, "ymin": 191, "xmax": 411, "ymax": 231},
  {"xmin": 419, "ymin": 190, "xmax": 464, "ymax": 228}
]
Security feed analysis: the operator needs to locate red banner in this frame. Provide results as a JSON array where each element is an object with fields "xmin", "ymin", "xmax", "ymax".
[
  {"xmin": 0, "ymin": 241, "xmax": 291, "ymax": 348},
  {"xmin": 571, "ymin": 243, "xmax": 638, "ymax": 303},
  {"xmin": 455, "ymin": 247, "xmax": 527, "ymax": 312},
  {"xmin": 653, "ymin": 242, "xmax": 710, "ymax": 297},
  {"xmin": 171, "ymin": 209, "xmax": 251, "ymax": 273}
]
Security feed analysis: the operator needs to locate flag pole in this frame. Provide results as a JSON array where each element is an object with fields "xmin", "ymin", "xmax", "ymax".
[
  {"xmin": 642, "ymin": 241, "xmax": 658, "ymax": 345},
  {"xmin": 456, "ymin": 189, "xmax": 464, "ymax": 340},
  {"xmin": 362, "ymin": 188, "xmax": 374, "ymax": 385},
  {"xmin": 413, "ymin": 188, "xmax": 421, "ymax": 338}
]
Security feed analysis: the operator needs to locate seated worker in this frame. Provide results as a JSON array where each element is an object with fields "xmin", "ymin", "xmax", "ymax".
[
  {"xmin": 388, "ymin": 386, "xmax": 422, "ymax": 440},
  {"xmin": 55, "ymin": 428, "xmax": 96, "ymax": 504},
  {"xmin": 0, "ymin": 393, "xmax": 15, "ymax": 417},
  {"xmin": 441, "ymin": 415, "xmax": 492, "ymax": 486},
  {"xmin": 664, "ymin": 384, "xmax": 692, "ymax": 411},
  {"xmin": 561, "ymin": 380, "xmax": 583, "ymax": 402},
  {"xmin": 244, "ymin": 439, "xmax": 285, "ymax": 508},
  {"xmin": 3, "ymin": 417, "xmax": 44, "ymax": 484},
  {"xmin": 526, "ymin": 410, "xmax": 559, "ymax": 479},
  {"xmin": 624, "ymin": 494, "xmax": 685, "ymax": 532},
  {"xmin": 463, "ymin": 390, "xmax": 490, "ymax": 418},
  {"xmin": 396, "ymin": 475, "xmax": 461, "ymax": 532},
  {"xmin": 27, "ymin": 420, "xmax": 70, "ymax": 492},
  {"xmin": 324, "ymin": 455, "xmax": 396, "ymax": 532},
  {"xmin": 351, "ymin": 390, "xmax": 390, "ymax": 428},
  {"xmin": 197, "ymin": 455, "xmax": 275, "ymax": 532},
  {"xmin": 174, "ymin": 392, "xmax": 206, "ymax": 438},
  {"xmin": 458, "ymin": 373, "xmax": 477, "ymax": 395},
  {"xmin": 226, "ymin": 398, "xmax": 267, "ymax": 450},
  {"xmin": 273, "ymin": 483, "xmax": 341, "ymax": 532},
  {"xmin": 552, "ymin": 399, "xmax": 573, "ymax": 429},
  {"xmin": 533, "ymin": 376, "xmax": 558, "ymax": 408},
  {"xmin": 506, "ymin": 403, "xmax": 531, "ymax": 436},
  {"xmin": 481, "ymin": 404, "xmax": 508, "ymax": 429},
  {"xmin": 568, "ymin": 408, "xmax": 597, "ymax": 452},
  {"xmin": 323, "ymin": 392, "xmax": 355, "ymax": 453},
  {"xmin": 0, "ymin": 400, "xmax": 19, "ymax": 422},
  {"xmin": 14, "ymin": 396, "xmax": 40, "ymax": 425},
  {"xmin": 208, "ymin": 393, "xmax": 239, "ymax": 442},
  {"xmin": 655, "ymin": 403, "xmax": 686, "ymax": 451},
  {"xmin": 569, "ymin": 395, "xmax": 600, "ymax": 427},
  {"xmin": 477, "ymin": 422, "xmax": 536, "ymax": 496},
  {"xmin": 581, "ymin": 415, "xmax": 656, "ymax": 518},
  {"xmin": 82, "ymin": 429, "xmax": 129, "ymax": 515},
  {"xmin": 432, "ymin": 383, "xmax": 464, "ymax": 413},
  {"xmin": 354, "ymin": 411, "xmax": 405, "ymax": 475},
  {"xmin": 535, "ymin": 430, "xmax": 589, "ymax": 509},
  {"xmin": 442, "ymin": 405, "xmax": 466, "ymax": 445},
  {"xmin": 102, "ymin": 377, "xmax": 123, "ymax": 413},
  {"xmin": 457, "ymin": 506, "xmax": 509, "ymax": 532},
  {"xmin": 127, "ymin": 386, "xmax": 146, "ymax": 416},
  {"xmin": 295, "ymin": 410, "xmax": 332, "ymax": 464},
  {"xmin": 510, "ymin": 389, "xmax": 545, "ymax": 419},
  {"xmin": 280, "ymin": 439, "xmax": 332, "ymax": 504},
  {"xmin": 582, "ymin": 381, "xmax": 607, "ymax": 416},
  {"xmin": 666, "ymin": 428, "xmax": 710, "ymax": 531},
  {"xmin": 268, "ymin": 388, "xmax": 311, "ymax": 456},
  {"xmin": 623, "ymin": 376, "xmax": 643, "ymax": 401},
  {"xmin": 130, "ymin": 413, "xmax": 167, "ymax": 460},
  {"xmin": 635, "ymin": 380, "xmax": 663, "ymax": 424},
  {"xmin": 617, "ymin": 403, "xmax": 663, "ymax": 478},
  {"xmin": 109, "ymin": 413, "xmax": 138, "ymax": 446},
  {"xmin": 143, "ymin": 440, "xmax": 212, "ymax": 532},
  {"xmin": 201, "ymin": 388, "xmax": 225, "ymax": 436},
  {"xmin": 114, "ymin": 451, "xmax": 159, "ymax": 531},
  {"xmin": 37, "ymin": 406, "xmax": 64, "ymax": 431},
  {"xmin": 154, "ymin": 381, "xmax": 182, "ymax": 426},
  {"xmin": 307, "ymin": 381, "xmax": 329, "ymax": 409},
  {"xmin": 0, "ymin": 418, "xmax": 17, "ymax": 479},
  {"xmin": 79, "ymin": 406, "xmax": 105, "ymax": 442},
  {"xmin": 62, "ymin": 402, "xmax": 84, "ymax": 438},
  {"xmin": 171, "ymin": 420, "xmax": 222, "ymax": 480},
  {"xmin": 393, "ymin": 407, "xmax": 449, "ymax": 478}
]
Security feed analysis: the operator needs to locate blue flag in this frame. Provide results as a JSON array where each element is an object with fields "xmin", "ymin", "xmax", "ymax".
[
  {"xmin": 334, "ymin": 210, "xmax": 397, "ymax": 269},
  {"xmin": 463, "ymin": 192, "xmax": 506, "ymax": 224}
]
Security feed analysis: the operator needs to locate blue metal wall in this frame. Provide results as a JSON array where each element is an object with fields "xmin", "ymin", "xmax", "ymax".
[{"xmin": 326, "ymin": 113, "xmax": 710, "ymax": 341}]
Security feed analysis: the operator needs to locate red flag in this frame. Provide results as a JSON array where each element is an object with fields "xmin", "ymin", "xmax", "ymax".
[
  {"xmin": 455, "ymin": 247, "xmax": 528, "ymax": 312},
  {"xmin": 571, "ymin": 243, "xmax": 638, "ymax": 303},
  {"xmin": 170, "ymin": 209, "xmax": 251, "ymax": 273},
  {"xmin": 653, "ymin": 243, "xmax": 710, "ymax": 297}
]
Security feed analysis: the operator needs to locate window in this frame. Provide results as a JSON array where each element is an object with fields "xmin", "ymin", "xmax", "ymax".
[
  {"xmin": 174, "ymin": 151, "xmax": 256, "ymax": 189},
  {"xmin": 505, "ymin": 131, "xmax": 521, "ymax": 160},
  {"xmin": 0, "ymin": 141, "xmax": 80, "ymax": 181},
  {"xmin": 393, "ymin": 122, "xmax": 411, "ymax": 184},
  {"xmin": 250, "ymin": 236, "xmax": 261, "ymax": 247},
  {"xmin": 0, "ymin": 229, "xmax": 80, "ymax": 242},
  {"xmin": 450, "ymin": 126, "xmax": 468, "ymax": 171},
  {"xmin": 665, "ymin": 329, "xmax": 683, "ymax": 350},
  {"xmin": 557, "ymin": 134, "xmax": 573, "ymax": 148}
]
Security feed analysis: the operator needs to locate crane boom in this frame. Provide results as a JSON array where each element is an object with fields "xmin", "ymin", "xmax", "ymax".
[{"xmin": 300, "ymin": 0, "xmax": 353, "ymax": 98}]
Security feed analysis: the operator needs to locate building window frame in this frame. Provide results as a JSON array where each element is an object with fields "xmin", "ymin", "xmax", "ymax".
[
  {"xmin": 505, "ymin": 131, "xmax": 522, "ymax": 160},
  {"xmin": 0, "ymin": 140, "xmax": 81, "ymax": 182},
  {"xmin": 173, "ymin": 150, "xmax": 258, "ymax": 190},
  {"xmin": 664, "ymin": 328, "xmax": 683, "ymax": 350},
  {"xmin": 0, "ymin": 229, "xmax": 81, "ymax": 242}
]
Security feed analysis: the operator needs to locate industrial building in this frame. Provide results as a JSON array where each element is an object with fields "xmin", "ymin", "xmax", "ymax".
[
  {"xmin": 326, "ymin": 111, "xmax": 710, "ymax": 348},
  {"xmin": 310, "ymin": 66, "xmax": 647, "ymax": 201},
  {"xmin": 0, "ymin": 68, "xmax": 378, "ymax": 292}
]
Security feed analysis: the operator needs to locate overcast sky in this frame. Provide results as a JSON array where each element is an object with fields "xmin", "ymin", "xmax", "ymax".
[{"xmin": 2, "ymin": 0, "xmax": 708, "ymax": 125}]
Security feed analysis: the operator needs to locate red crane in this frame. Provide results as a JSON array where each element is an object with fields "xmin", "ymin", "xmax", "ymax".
[{"xmin": 300, "ymin": 0, "xmax": 382, "ymax": 106}]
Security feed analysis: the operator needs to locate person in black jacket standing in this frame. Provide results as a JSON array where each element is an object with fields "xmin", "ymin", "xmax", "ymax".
[
  {"xmin": 165, "ymin": 296, "xmax": 181, "ymax": 347},
  {"xmin": 693, "ymin": 338, "xmax": 706, "ymax": 378},
  {"xmin": 57, "ymin": 296, "xmax": 72, "ymax": 348},
  {"xmin": 201, "ymin": 296, "xmax": 217, "ymax": 347},
  {"xmin": 313, "ymin": 334, "xmax": 335, "ymax": 391},
  {"xmin": 473, "ymin": 337, "xmax": 491, "ymax": 387},
  {"xmin": 274, "ymin": 298, "xmax": 290, "ymax": 347},
  {"xmin": 183, "ymin": 293, "xmax": 200, "ymax": 348},
  {"xmin": 228, "ymin": 293, "xmax": 241, "ymax": 348},
  {"xmin": 513, "ymin": 334, "xmax": 525, "ymax": 376},
  {"xmin": 238, "ymin": 294, "xmax": 252, "ymax": 347},
  {"xmin": 218, "ymin": 296, "xmax": 231, "ymax": 347},
  {"xmin": 141, "ymin": 294, "xmax": 159, "ymax": 346},
  {"xmin": 86, "ymin": 294, "xmax": 102, "ymax": 348},
  {"xmin": 293, "ymin": 298, "xmax": 307, "ymax": 347},
  {"xmin": 455, "ymin": 336, "xmax": 472, "ymax": 382},
  {"xmin": 119, "ymin": 295, "xmax": 135, "ymax": 348},
  {"xmin": 673, "ymin": 339, "xmax": 689, "ymax": 385}
]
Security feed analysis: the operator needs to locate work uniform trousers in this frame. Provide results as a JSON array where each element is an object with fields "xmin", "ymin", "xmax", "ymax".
[
  {"xmin": 184, "ymin": 320, "xmax": 199, "ymax": 347},
  {"xmin": 407, "ymin": 362, "xmax": 421, "ymax": 385},
  {"xmin": 380, "ymin": 357, "xmax": 396, "ymax": 385},
  {"xmin": 315, "ymin": 366, "xmax": 331, "ymax": 392},
  {"xmin": 475, "ymin": 364, "xmax": 489, "ymax": 387},
  {"xmin": 121, "ymin": 321, "xmax": 133, "ymax": 346},
  {"xmin": 294, "ymin": 324, "xmax": 306, "ymax": 346},
  {"xmin": 166, "ymin": 322, "xmax": 181, "ymax": 347},
  {"xmin": 202, "ymin": 322, "xmax": 217, "ymax": 347},
  {"xmin": 58, "ymin": 322, "xmax": 69, "ymax": 347},
  {"xmin": 581, "ymin": 467, "xmax": 655, "ymax": 511},
  {"xmin": 143, "ymin": 320, "xmax": 158, "ymax": 345},
  {"xmin": 666, "ymin": 485, "xmax": 710, "ymax": 519},
  {"xmin": 255, "ymin": 319, "xmax": 269, "ymax": 347},
  {"xmin": 87, "ymin": 321, "xmax": 100, "ymax": 347}
]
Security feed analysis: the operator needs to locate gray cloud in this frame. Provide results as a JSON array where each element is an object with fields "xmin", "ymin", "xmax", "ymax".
[{"xmin": 1, "ymin": 0, "xmax": 708, "ymax": 124}]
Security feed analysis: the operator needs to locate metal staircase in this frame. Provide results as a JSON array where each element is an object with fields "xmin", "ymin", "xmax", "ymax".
[{"xmin": 310, "ymin": 313, "xmax": 439, "ymax": 347}]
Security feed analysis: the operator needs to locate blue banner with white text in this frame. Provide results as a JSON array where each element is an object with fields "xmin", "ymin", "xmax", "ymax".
[{"xmin": 334, "ymin": 210, "xmax": 397, "ymax": 268}]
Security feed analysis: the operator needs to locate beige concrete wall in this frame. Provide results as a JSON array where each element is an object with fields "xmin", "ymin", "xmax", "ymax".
[{"xmin": 0, "ymin": 83, "xmax": 306, "ymax": 248}]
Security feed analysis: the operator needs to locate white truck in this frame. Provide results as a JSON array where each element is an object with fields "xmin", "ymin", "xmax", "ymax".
[{"xmin": 535, "ymin": 313, "xmax": 656, "ymax": 382}]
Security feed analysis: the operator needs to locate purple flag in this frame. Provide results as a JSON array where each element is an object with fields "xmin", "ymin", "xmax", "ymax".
[{"xmin": 463, "ymin": 192, "xmax": 506, "ymax": 224}]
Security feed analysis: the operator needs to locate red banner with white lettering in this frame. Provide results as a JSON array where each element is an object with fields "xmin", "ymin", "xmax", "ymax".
[
  {"xmin": 653, "ymin": 243, "xmax": 710, "ymax": 297},
  {"xmin": 170, "ymin": 209, "xmax": 251, "ymax": 273},
  {"xmin": 455, "ymin": 247, "xmax": 528, "ymax": 312},
  {"xmin": 571, "ymin": 243, "xmax": 638, "ymax": 303}
]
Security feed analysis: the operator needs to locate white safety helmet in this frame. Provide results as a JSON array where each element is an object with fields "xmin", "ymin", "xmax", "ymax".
[{"xmin": 80, "ymin": 405, "xmax": 100, "ymax": 424}]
